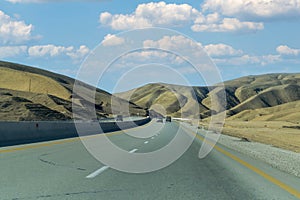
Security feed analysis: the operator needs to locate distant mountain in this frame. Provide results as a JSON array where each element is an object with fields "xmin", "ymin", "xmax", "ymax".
[
  {"xmin": 0, "ymin": 61, "xmax": 146, "ymax": 121},
  {"xmin": 115, "ymin": 83, "xmax": 211, "ymax": 118},
  {"xmin": 116, "ymin": 73, "xmax": 300, "ymax": 120}
]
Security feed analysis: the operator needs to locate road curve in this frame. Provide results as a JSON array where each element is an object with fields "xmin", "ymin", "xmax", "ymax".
[{"xmin": 0, "ymin": 121, "xmax": 300, "ymax": 200}]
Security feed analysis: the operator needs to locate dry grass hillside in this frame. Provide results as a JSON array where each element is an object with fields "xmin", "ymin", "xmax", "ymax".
[
  {"xmin": 198, "ymin": 101, "xmax": 300, "ymax": 152},
  {"xmin": 0, "ymin": 67, "xmax": 70, "ymax": 100},
  {"xmin": 116, "ymin": 83, "xmax": 211, "ymax": 118},
  {"xmin": 228, "ymin": 100, "xmax": 300, "ymax": 122},
  {"xmin": 117, "ymin": 73, "xmax": 300, "ymax": 152},
  {"xmin": 220, "ymin": 74, "xmax": 300, "ymax": 151},
  {"xmin": 117, "ymin": 73, "xmax": 300, "ymax": 119},
  {"xmin": 0, "ymin": 61, "xmax": 146, "ymax": 121}
]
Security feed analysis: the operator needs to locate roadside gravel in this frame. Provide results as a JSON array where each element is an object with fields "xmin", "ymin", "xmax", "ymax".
[
  {"xmin": 217, "ymin": 133, "xmax": 300, "ymax": 178},
  {"xmin": 181, "ymin": 122, "xmax": 300, "ymax": 178}
]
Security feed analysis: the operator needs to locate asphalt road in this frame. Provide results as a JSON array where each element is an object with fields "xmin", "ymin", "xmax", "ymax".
[{"xmin": 1, "ymin": 121, "xmax": 300, "ymax": 200}]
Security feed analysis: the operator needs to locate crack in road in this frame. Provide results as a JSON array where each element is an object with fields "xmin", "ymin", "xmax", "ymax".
[{"xmin": 38, "ymin": 153, "xmax": 86, "ymax": 171}]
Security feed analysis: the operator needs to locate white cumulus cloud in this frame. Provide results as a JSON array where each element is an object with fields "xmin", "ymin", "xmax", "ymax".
[
  {"xmin": 99, "ymin": 2, "xmax": 265, "ymax": 33},
  {"xmin": 204, "ymin": 43, "xmax": 243, "ymax": 57},
  {"xmin": 144, "ymin": 36, "xmax": 245, "ymax": 58},
  {"xmin": 0, "ymin": 10, "xmax": 33, "ymax": 44},
  {"xmin": 102, "ymin": 34, "xmax": 125, "ymax": 46},
  {"xmin": 0, "ymin": 45, "xmax": 27, "ymax": 58},
  {"xmin": 276, "ymin": 45, "xmax": 300, "ymax": 56},
  {"xmin": 214, "ymin": 54, "xmax": 281, "ymax": 66},
  {"xmin": 143, "ymin": 35, "xmax": 202, "ymax": 51},
  {"xmin": 28, "ymin": 44, "xmax": 90, "ymax": 61},
  {"xmin": 143, "ymin": 35, "xmax": 206, "ymax": 61},
  {"xmin": 202, "ymin": 0, "xmax": 300, "ymax": 20},
  {"xmin": 66, "ymin": 45, "xmax": 90, "ymax": 60},
  {"xmin": 192, "ymin": 17, "xmax": 264, "ymax": 32},
  {"xmin": 99, "ymin": 2, "xmax": 200, "ymax": 30},
  {"xmin": 114, "ymin": 35, "xmax": 204, "ymax": 68},
  {"xmin": 28, "ymin": 44, "xmax": 74, "ymax": 57}
]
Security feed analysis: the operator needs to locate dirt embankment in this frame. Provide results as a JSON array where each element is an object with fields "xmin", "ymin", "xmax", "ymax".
[{"xmin": 199, "ymin": 120, "xmax": 300, "ymax": 153}]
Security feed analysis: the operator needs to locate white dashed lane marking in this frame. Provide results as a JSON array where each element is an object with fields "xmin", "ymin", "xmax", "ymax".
[{"xmin": 86, "ymin": 148, "xmax": 138, "ymax": 178}]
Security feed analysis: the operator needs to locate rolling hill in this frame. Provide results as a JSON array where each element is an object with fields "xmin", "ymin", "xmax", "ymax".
[
  {"xmin": 1, "ymin": 59, "xmax": 299, "ymax": 124},
  {"xmin": 116, "ymin": 73, "xmax": 300, "ymax": 122},
  {"xmin": 0, "ymin": 61, "xmax": 146, "ymax": 121},
  {"xmin": 115, "ymin": 83, "xmax": 211, "ymax": 118},
  {"xmin": 227, "ymin": 100, "xmax": 300, "ymax": 123}
]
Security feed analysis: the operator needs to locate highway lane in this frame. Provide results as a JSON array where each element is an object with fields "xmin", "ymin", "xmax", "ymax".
[{"xmin": 0, "ymin": 121, "xmax": 300, "ymax": 200}]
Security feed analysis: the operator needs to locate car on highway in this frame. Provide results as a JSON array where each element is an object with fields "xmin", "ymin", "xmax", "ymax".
[
  {"xmin": 156, "ymin": 118, "xmax": 163, "ymax": 123},
  {"xmin": 166, "ymin": 116, "xmax": 172, "ymax": 122}
]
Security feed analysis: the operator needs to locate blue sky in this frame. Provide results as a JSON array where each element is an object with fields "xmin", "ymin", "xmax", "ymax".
[{"xmin": 0, "ymin": 0, "xmax": 300, "ymax": 92}]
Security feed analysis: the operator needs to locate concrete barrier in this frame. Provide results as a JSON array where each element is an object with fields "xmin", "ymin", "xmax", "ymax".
[{"xmin": 0, "ymin": 117, "xmax": 151, "ymax": 147}]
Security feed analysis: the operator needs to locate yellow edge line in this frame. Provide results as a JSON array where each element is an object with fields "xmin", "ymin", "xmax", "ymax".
[
  {"xmin": 0, "ymin": 120, "xmax": 153, "ymax": 154},
  {"xmin": 193, "ymin": 131, "xmax": 300, "ymax": 199}
]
